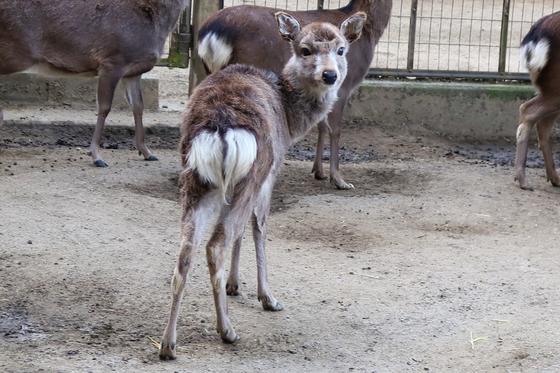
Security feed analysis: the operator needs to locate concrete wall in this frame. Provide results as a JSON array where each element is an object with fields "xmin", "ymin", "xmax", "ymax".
[
  {"xmin": 0, "ymin": 73, "xmax": 159, "ymax": 111},
  {"xmin": 346, "ymin": 80, "xmax": 536, "ymax": 141}
]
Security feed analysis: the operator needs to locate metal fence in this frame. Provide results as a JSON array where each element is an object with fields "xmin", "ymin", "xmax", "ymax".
[{"xmin": 222, "ymin": 0, "xmax": 560, "ymax": 80}]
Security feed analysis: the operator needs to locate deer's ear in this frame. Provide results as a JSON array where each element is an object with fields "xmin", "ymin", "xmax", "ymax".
[
  {"xmin": 340, "ymin": 12, "xmax": 367, "ymax": 44},
  {"xmin": 275, "ymin": 12, "xmax": 301, "ymax": 41}
]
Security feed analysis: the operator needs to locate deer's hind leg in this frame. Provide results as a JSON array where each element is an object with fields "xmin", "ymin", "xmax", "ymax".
[
  {"xmin": 537, "ymin": 114, "xmax": 560, "ymax": 186},
  {"xmin": 160, "ymin": 192, "xmax": 222, "ymax": 360}
]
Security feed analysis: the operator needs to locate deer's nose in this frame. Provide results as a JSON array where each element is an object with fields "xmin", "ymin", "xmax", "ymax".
[{"xmin": 322, "ymin": 70, "xmax": 338, "ymax": 85}]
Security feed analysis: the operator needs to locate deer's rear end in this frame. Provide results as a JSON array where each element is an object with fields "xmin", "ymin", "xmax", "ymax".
[{"xmin": 514, "ymin": 11, "xmax": 560, "ymax": 190}]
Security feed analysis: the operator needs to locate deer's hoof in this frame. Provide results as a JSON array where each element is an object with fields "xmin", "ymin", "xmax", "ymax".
[
  {"xmin": 226, "ymin": 283, "xmax": 240, "ymax": 296},
  {"xmin": 514, "ymin": 174, "xmax": 533, "ymax": 191},
  {"xmin": 159, "ymin": 341, "xmax": 177, "ymax": 360},
  {"xmin": 94, "ymin": 159, "xmax": 109, "ymax": 168},
  {"xmin": 220, "ymin": 329, "xmax": 240, "ymax": 344},
  {"xmin": 259, "ymin": 296, "xmax": 284, "ymax": 312},
  {"xmin": 145, "ymin": 155, "xmax": 159, "ymax": 161},
  {"xmin": 331, "ymin": 178, "xmax": 354, "ymax": 190}
]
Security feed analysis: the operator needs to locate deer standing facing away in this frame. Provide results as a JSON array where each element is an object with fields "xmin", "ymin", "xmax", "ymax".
[
  {"xmin": 0, "ymin": 0, "xmax": 189, "ymax": 167},
  {"xmin": 159, "ymin": 12, "xmax": 366, "ymax": 360},
  {"xmin": 197, "ymin": 0, "xmax": 392, "ymax": 190},
  {"xmin": 515, "ymin": 11, "xmax": 560, "ymax": 190}
]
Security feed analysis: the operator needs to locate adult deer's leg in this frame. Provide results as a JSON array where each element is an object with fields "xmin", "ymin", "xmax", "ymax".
[
  {"xmin": 312, "ymin": 120, "xmax": 329, "ymax": 180},
  {"xmin": 537, "ymin": 115, "xmax": 560, "ymax": 186},
  {"xmin": 327, "ymin": 94, "xmax": 354, "ymax": 190},
  {"xmin": 123, "ymin": 75, "xmax": 158, "ymax": 161},
  {"xmin": 89, "ymin": 69, "xmax": 121, "ymax": 167},
  {"xmin": 515, "ymin": 95, "xmax": 560, "ymax": 189}
]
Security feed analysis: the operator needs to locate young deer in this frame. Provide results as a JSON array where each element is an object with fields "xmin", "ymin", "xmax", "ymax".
[
  {"xmin": 0, "ymin": 0, "xmax": 189, "ymax": 167},
  {"xmin": 515, "ymin": 11, "xmax": 560, "ymax": 190},
  {"xmin": 159, "ymin": 12, "xmax": 366, "ymax": 360},
  {"xmin": 198, "ymin": 0, "xmax": 392, "ymax": 190}
]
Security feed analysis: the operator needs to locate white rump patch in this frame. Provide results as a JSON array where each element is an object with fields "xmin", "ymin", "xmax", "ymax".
[
  {"xmin": 223, "ymin": 129, "xmax": 257, "ymax": 197},
  {"xmin": 198, "ymin": 32, "xmax": 233, "ymax": 73},
  {"xmin": 520, "ymin": 39, "xmax": 550, "ymax": 72},
  {"xmin": 187, "ymin": 129, "xmax": 257, "ymax": 203},
  {"xmin": 187, "ymin": 131, "xmax": 224, "ymax": 190}
]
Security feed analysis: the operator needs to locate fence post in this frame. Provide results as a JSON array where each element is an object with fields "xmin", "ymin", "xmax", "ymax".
[
  {"xmin": 168, "ymin": 6, "xmax": 192, "ymax": 68},
  {"xmin": 189, "ymin": 0, "xmax": 222, "ymax": 95},
  {"xmin": 317, "ymin": 0, "xmax": 324, "ymax": 10},
  {"xmin": 498, "ymin": 0, "xmax": 511, "ymax": 74},
  {"xmin": 407, "ymin": 0, "xmax": 418, "ymax": 71}
]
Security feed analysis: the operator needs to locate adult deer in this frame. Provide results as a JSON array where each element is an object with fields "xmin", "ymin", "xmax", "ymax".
[
  {"xmin": 515, "ymin": 11, "xmax": 560, "ymax": 190},
  {"xmin": 159, "ymin": 11, "xmax": 366, "ymax": 360},
  {"xmin": 0, "ymin": 0, "xmax": 189, "ymax": 167},
  {"xmin": 198, "ymin": 0, "xmax": 392, "ymax": 190}
]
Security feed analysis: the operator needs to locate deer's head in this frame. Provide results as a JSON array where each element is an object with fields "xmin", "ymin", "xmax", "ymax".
[{"xmin": 276, "ymin": 11, "xmax": 367, "ymax": 92}]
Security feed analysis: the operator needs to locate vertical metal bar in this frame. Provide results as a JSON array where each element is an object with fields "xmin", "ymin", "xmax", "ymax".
[
  {"xmin": 498, "ymin": 0, "xmax": 511, "ymax": 73},
  {"xmin": 189, "ymin": 0, "xmax": 222, "ymax": 94},
  {"xmin": 317, "ymin": 0, "xmax": 324, "ymax": 10},
  {"xmin": 407, "ymin": 0, "xmax": 418, "ymax": 71}
]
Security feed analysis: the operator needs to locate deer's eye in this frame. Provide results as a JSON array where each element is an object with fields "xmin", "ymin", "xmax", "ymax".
[
  {"xmin": 337, "ymin": 47, "xmax": 345, "ymax": 56},
  {"xmin": 301, "ymin": 47, "xmax": 312, "ymax": 56}
]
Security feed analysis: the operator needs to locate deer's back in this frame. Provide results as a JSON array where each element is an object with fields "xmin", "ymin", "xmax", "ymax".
[
  {"xmin": 181, "ymin": 64, "xmax": 285, "ymax": 167},
  {"xmin": 0, "ymin": 1, "xmax": 167, "ymax": 74}
]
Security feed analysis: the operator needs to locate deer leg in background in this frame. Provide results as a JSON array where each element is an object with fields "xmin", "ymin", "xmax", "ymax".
[
  {"xmin": 89, "ymin": 69, "xmax": 122, "ymax": 167},
  {"xmin": 312, "ymin": 120, "xmax": 329, "ymax": 180},
  {"xmin": 123, "ymin": 75, "xmax": 158, "ymax": 162},
  {"xmin": 515, "ymin": 95, "xmax": 560, "ymax": 190},
  {"xmin": 537, "ymin": 114, "xmax": 560, "ymax": 186},
  {"xmin": 327, "ymin": 94, "xmax": 354, "ymax": 190}
]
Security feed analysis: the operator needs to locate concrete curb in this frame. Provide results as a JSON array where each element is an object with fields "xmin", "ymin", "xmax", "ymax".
[
  {"xmin": 346, "ymin": 80, "xmax": 536, "ymax": 140},
  {"xmin": 0, "ymin": 73, "xmax": 159, "ymax": 111}
]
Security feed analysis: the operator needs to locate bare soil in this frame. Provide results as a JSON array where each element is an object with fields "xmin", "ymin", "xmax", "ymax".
[{"xmin": 1, "ymin": 117, "xmax": 560, "ymax": 373}]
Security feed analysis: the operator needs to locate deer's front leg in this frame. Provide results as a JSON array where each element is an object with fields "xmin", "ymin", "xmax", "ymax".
[
  {"xmin": 327, "ymin": 96, "xmax": 354, "ymax": 190},
  {"xmin": 312, "ymin": 120, "xmax": 328, "ymax": 180},
  {"xmin": 89, "ymin": 69, "xmax": 121, "ymax": 167}
]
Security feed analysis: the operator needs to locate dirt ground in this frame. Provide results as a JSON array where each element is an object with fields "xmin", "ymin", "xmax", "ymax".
[{"xmin": 1, "ymin": 115, "xmax": 560, "ymax": 373}]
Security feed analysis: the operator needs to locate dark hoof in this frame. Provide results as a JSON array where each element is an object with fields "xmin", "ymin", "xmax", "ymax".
[
  {"xmin": 94, "ymin": 159, "xmax": 109, "ymax": 168},
  {"xmin": 226, "ymin": 283, "xmax": 240, "ymax": 296},
  {"xmin": 145, "ymin": 155, "xmax": 159, "ymax": 161},
  {"xmin": 221, "ymin": 330, "xmax": 240, "ymax": 344},
  {"xmin": 159, "ymin": 342, "xmax": 177, "ymax": 360},
  {"xmin": 260, "ymin": 297, "xmax": 284, "ymax": 312}
]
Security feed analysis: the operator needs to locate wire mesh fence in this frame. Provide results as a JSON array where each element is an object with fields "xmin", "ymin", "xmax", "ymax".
[{"xmin": 221, "ymin": 0, "xmax": 560, "ymax": 79}]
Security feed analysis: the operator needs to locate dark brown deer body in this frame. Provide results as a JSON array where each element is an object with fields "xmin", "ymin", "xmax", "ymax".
[
  {"xmin": 198, "ymin": 0, "xmax": 392, "ymax": 190},
  {"xmin": 0, "ymin": 0, "xmax": 188, "ymax": 166},
  {"xmin": 159, "ymin": 12, "xmax": 366, "ymax": 360},
  {"xmin": 515, "ymin": 11, "xmax": 560, "ymax": 190}
]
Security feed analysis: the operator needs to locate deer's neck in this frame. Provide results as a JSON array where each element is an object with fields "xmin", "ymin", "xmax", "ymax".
[
  {"xmin": 279, "ymin": 75, "xmax": 338, "ymax": 145},
  {"xmin": 344, "ymin": 0, "xmax": 393, "ymax": 42}
]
